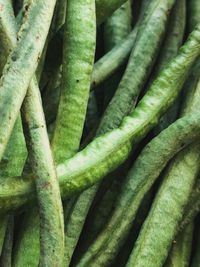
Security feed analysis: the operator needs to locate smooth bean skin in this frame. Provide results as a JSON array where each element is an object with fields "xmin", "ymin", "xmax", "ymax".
[{"xmin": 0, "ymin": 25, "xmax": 200, "ymax": 214}]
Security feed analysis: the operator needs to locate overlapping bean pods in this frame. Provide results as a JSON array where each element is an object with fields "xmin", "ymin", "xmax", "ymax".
[
  {"xmin": 0, "ymin": 2, "xmax": 200, "ymax": 266},
  {"xmin": 0, "ymin": 1, "xmax": 64, "ymax": 266},
  {"xmin": 0, "ymin": 23, "xmax": 200, "ymax": 214}
]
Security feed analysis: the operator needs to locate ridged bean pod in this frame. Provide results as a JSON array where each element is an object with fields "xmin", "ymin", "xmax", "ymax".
[
  {"xmin": 98, "ymin": 0, "xmax": 176, "ymax": 134},
  {"xmin": 0, "ymin": 0, "xmax": 57, "ymax": 161},
  {"xmin": 76, "ymin": 113, "xmax": 200, "ymax": 267},
  {"xmin": 52, "ymin": 0, "xmax": 96, "ymax": 163},
  {"xmin": 154, "ymin": 0, "xmax": 186, "ymax": 132},
  {"xmin": 0, "ymin": 24, "xmax": 200, "ymax": 214},
  {"xmin": 0, "ymin": 2, "xmax": 64, "ymax": 266},
  {"xmin": 125, "ymin": 36, "xmax": 200, "ymax": 267}
]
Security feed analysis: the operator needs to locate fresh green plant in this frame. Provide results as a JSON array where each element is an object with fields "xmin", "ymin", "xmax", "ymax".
[{"xmin": 0, "ymin": 1, "xmax": 200, "ymax": 266}]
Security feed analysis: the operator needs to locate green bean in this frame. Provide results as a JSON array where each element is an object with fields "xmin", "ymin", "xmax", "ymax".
[
  {"xmin": 64, "ymin": 187, "xmax": 97, "ymax": 266},
  {"xmin": 52, "ymin": 0, "xmax": 96, "ymax": 163},
  {"xmin": 188, "ymin": 0, "xmax": 200, "ymax": 32},
  {"xmin": 53, "ymin": 0, "xmax": 67, "ymax": 32},
  {"xmin": 0, "ymin": 218, "xmax": 8, "ymax": 256},
  {"xmin": 13, "ymin": 208, "xmax": 40, "ymax": 267},
  {"xmin": 22, "ymin": 79, "xmax": 64, "ymax": 267},
  {"xmin": 85, "ymin": 91, "xmax": 99, "ymax": 132},
  {"xmin": 153, "ymin": 0, "xmax": 186, "ymax": 76},
  {"xmin": 76, "ymin": 114, "xmax": 200, "ymax": 267},
  {"xmin": 0, "ymin": 0, "xmax": 57, "ymax": 162},
  {"xmin": 179, "ymin": 178, "xmax": 200, "ymax": 231},
  {"xmin": 96, "ymin": 0, "xmax": 128, "ymax": 25},
  {"xmin": 73, "ymin": 1, "xmax": 132, "ymax": 255},
  {"xmin": 103, "ymin": 0, "xmax": 132, "ymax": 106},
  {"xmin": 104, "ymin": 1, "xmax": 132, "ymax": 51},
  {"xmin": 154, "ymin": 0, "xmax": 186, "ymax": 132},
  {"xmin": 43, "ymin": 67, "xmax": 61, "ymax": 126},
  {"xmin": 0, "ymin": 217, "xmax": 14, "ymax": 267},
  {"xmin": 0, "ymin": 1, "xmax": 26, "ymax": 257},
  {"xmin": 126, "ymin": 144, "xmax": 200, "ymax": 267},
  {"xmin": 98, "ymin": 0, "xmax": 176, "ymax": 134},
  {"xmin": 50, "ymin": 1, "xmax": 96, "ymax": 266},
  {"xmin": 0, "ymin": 2, "xmax": 65, "ymax": 266},
  {"xmin": 164, "ymin": 223, "xmax": 194, "ymax": 267},
  {"xmin": 91, "ymin": 27, "xmax": 137, "ymax": 89},
  {"xmin": 191, "ymin": 222, "xmax": 200, "ymax": 267},
  {"xmin": 1, "ymin": 25, "xmax": 200, "ymax": 213},
  {"xmin": 125, "ymin": 47, "xmax": 200, "ymax": 267},
  {"xmin": 91, "ymin": 0, "xmax": 151, "ymax": 90}
]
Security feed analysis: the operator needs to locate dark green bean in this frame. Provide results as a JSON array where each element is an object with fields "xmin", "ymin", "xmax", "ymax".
[{"xmin": 164, "ymin": 223, "xmax": 194, "ymax": 267}]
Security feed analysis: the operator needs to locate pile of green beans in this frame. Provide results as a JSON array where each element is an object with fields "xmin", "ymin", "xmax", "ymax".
[{"xmin": 0, "ymin": 0, "xmax": 200, "ymax": 266}]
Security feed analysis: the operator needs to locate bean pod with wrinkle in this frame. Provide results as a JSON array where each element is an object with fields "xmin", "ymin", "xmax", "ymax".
[{"xmin": 0, "ymin": 24, "xmax": 200, "ymax": 214}]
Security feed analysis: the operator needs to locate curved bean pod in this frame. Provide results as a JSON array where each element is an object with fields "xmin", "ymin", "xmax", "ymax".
[
  {"xmin": 76, "ymin": 113, "xmax": 200, "ymax": 267},
  {"xmin": 85, "ymin": 0, "xmax": 132, "ymax": 245},
  {"xmin": 0, "ymin": 0, "xmax": 57, "ymax": 161},
  {"xmin": 91, "ymin": 28, "xmax": 137, "ymax": 89},
  {"xmin": 98, "ymin": 0, "xmax": 176, "ymax": 134},
  {"xmin": 126, "ymin": 144, "xmax": 200, "ymax": 267},
  {"xmin": 0, "ymin": 2, "xmax": 64, "ymax": 266},
  {"xmin": 125, "ymin": 35, "xmax": 200, "ymax": 267},
  {"xmin": 1, "ymin": 25, "xmax": 200, "ymax": 213}
]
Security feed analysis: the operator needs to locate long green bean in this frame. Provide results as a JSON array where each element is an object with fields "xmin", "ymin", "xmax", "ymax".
[
  {"xmin": 126, "ymin": 40, "xmax": 200, "ymax": 267},
  {"xmin": 0, "ymin": 2, "xmax": 64, "ymax": 266},
  {"xmin": 76, "ymin": 114, "xmax": 200, "ymax": 267},
  {"xmin": 0, "ymin": 25, "xmax": 200, "ymax": 213},
  {"xmin": 0, "ymin": 0, "xmax": 57, "ymax": 161},
  {"xmin": 164, "ymin": 223, "xmax": 194, "ymax": 267},
  {"xmin": 98, "ymin": 0, "xmax": 175, "ymax": 134}
]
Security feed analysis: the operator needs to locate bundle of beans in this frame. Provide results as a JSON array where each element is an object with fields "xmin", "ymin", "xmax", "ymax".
[{"xmin": 0, "ymin": 1, "xmax": 200, "ymax": 266}]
